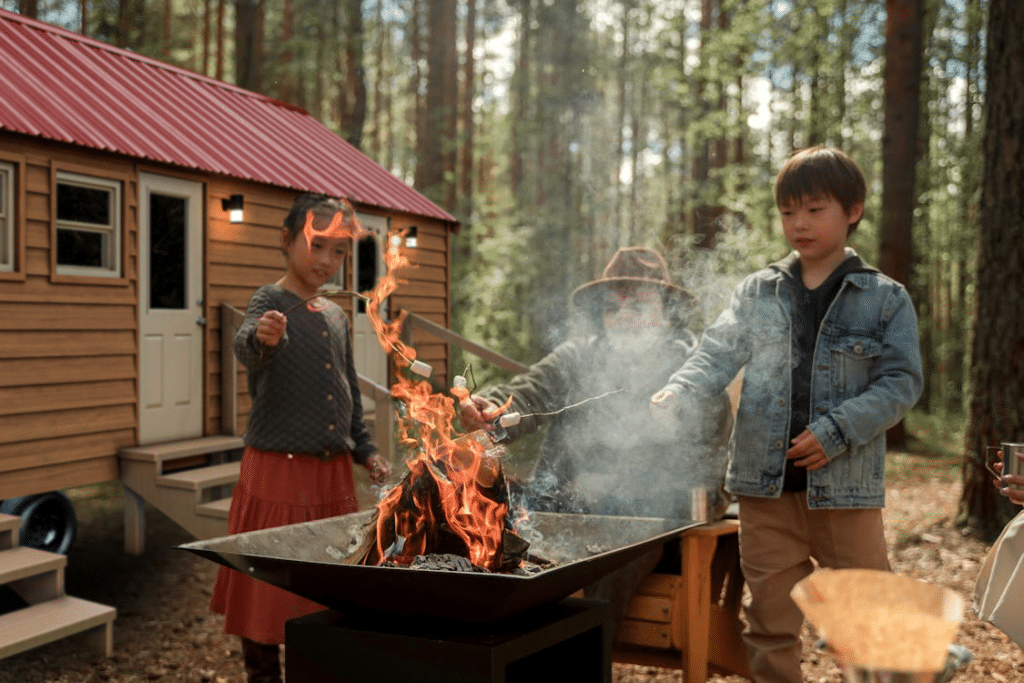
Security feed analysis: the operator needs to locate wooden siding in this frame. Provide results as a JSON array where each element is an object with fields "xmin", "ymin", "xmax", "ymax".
[
  {"xmin": 1, "ymin": 131, "xmax": 453, "ymax": 501},
  {"xmin": 0, "ymin": 137, "xmax": 139, "ymax": 497}
]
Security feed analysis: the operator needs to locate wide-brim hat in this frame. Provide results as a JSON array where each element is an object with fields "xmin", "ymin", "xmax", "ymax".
[{"xmin": 571, "ymin": 247, "xmax": 694, "ymax": 316}]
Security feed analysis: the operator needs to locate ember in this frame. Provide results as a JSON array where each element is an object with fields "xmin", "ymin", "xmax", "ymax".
[{"xmin": 353, "ymin": 228, "xmax": 530, "ymax": 573}]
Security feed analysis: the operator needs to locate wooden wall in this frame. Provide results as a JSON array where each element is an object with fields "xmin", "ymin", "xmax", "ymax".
[
  {"xmin": 0, "ymin": 131, "xmax": 454, "ymax": 500},
  {"xmin": 0, "ymin": 136, "xmax": 136, "ymax": 499}
]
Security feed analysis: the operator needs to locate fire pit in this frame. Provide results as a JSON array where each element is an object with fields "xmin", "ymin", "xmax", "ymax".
[{"xmin": 179, "ymin": 509, "xmax": 698, "ymax": 623}]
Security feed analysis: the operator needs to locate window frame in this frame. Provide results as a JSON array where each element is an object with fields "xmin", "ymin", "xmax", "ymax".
[
  {"xmin": 0, "ymin": 152, "xmax": 26, "ymax": 281},
  {"xmin": 52, "ymin": 170, "xmax": 125, "ymax": 280},
  {"xmin": 0, "ymin": 161, "xmax": 13, "ymax": 273}
]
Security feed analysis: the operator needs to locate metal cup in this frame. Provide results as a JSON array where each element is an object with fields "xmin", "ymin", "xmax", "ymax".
[{"xmin": 986, "ymin": 443, "xmax": 1024, "ymax": 490}]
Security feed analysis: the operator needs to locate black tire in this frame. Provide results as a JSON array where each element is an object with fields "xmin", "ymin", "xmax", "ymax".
[{"xmin": 0, "ymin": 492, "xmax": 78, "ymax": 554}]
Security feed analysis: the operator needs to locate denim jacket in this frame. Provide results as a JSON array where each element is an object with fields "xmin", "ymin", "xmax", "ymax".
[{"xmin": 661, "ymin": 250, "xmax": 923, "ymax": 509}]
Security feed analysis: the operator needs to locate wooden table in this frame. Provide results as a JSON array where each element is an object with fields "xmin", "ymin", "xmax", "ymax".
[{"xmin": 613, "ymin": 519, "xmax": 752, "ymax": 682}]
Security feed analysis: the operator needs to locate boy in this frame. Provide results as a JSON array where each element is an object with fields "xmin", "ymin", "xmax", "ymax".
[{"xmin": 650, "ymin": 146, "xmax": 923, "ymax": 683}]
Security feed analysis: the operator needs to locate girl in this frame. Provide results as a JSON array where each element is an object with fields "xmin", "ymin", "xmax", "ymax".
[{"xmin": 210, "ymin": 193, "xmax": 390, "ymax": 683}]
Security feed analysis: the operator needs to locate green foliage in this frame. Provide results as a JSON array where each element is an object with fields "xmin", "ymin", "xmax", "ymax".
[{"xmin": 11, "ymin": 0, "xmax": 987, "ymax": 421}]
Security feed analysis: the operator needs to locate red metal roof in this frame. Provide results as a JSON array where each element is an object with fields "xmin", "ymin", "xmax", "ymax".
[{"xmin": 0, "ymin": 9, "xmax": 455, "ymax": 224}]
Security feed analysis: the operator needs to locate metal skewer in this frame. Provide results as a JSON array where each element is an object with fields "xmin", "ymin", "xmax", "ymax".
[{"xmin": 281, "ymin": 289, "xmax": 368, "ymax": 315}]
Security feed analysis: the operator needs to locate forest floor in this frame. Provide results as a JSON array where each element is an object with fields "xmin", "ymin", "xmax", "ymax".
[{"xmin": 0, "ymin": 448, "xmax": 1022, "ymax": 683}]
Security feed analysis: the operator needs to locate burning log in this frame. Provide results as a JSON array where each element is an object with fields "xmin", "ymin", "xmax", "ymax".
[{"xmin": 348, "ymin": 430, "xmax": 530, "ymax": 573}]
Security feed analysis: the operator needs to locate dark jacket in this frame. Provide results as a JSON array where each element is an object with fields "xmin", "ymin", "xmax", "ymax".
[
  {"xmin": 481, "ymin": 330, "xmax": 731, "ymax": 519},
  {"xmin": 234, "ymin": 284, "xmax": 376, "ymax": 463}
]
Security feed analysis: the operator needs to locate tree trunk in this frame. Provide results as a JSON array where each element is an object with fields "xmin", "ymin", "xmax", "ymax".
[
  {"xmin": 414, "ymin": 0, "xmax": 458, "ymax": 209},
  {"xmin": 119, "ymin": 0, "xmax": 146, "ymax": 50},
  {"xmin": 509, "ymin": 0, "xmax": 531, "ymax": 199},
  {"xmin": 234, "ymin": 0, "xmax": 264, "ymax": 92},
  {"xmin": 161, "ymin": 0, "xmax": 171, "ymax": 61},
  {"xmin": 278, "ymin": 0, "xmax": 294, "ymax": 105},
  {"xmin": 458, "ymin": 0, "xmax": 477, "ymax": 225},
  {"xmin": 215, "ymin": 0, "xmax": 224, "ymax": 81},
  {"xmin": 407, "ymin": 0, "xmax": 424, "ymax": 183},
  {"xmin": 880, "ymin": 0, "xmax": 923, "ymax": 448},
  {"xmin": 337, "ymin": 0, "xmax": 367, "ymax": 149},
  {"xmin": 958, "ymin": 0, "xmax": 1024, "ymax": 541},
  {"xmin": 201, "ymin": 0, "xmax": 210, "ymax": 75}
]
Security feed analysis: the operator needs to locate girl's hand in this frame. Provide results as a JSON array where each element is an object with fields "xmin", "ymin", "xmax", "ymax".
[
  {"xmin": 256, "ymin": 310, "xmax": 287, "ymax": 347},
  {"xmin": 365, "ymin": 453, "xmax": 390, "ymax": 485},
  {"xmin": 787, "ymin": 430, "xmax": 829, "ymax": 471}
]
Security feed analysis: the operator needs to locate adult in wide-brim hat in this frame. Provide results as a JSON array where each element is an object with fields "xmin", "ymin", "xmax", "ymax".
[{"xmin": 571, "ymin": 247, "xmax": 694, "ymax": 330}]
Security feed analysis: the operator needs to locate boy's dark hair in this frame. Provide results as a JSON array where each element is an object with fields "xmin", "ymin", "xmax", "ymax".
[
  {"xmin": 775, "ymin": 146, "xmax": 867, "ymax": 234},
  {"xmin": 283, "ymin": 193, "xmax": 356, "ymax": 241}
]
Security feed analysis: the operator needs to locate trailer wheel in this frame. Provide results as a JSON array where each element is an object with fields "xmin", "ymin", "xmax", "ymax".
[{"xmin": 0, "ymin": 492, "xmax": 77, "ymax": 555}]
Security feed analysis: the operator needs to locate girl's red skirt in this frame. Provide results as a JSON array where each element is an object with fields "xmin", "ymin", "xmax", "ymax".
[{"xmin": 210, "ymin": 446, "xmax": 359, "ymax": 644}]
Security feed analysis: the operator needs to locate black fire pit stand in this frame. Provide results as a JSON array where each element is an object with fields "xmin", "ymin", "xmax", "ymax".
[{"xmin": 285, "ymin": 596, "xmax": 613, "ymax": 683}]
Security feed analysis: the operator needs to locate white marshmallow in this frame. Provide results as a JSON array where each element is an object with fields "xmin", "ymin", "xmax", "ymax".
[
  {"xmin": 498, "ymin": 412, "xmax": 521, "ymax": 428},
  {"xmin": 409, "ymin": 360, "xmax": 433, "ymax": 377},
  {"xmin": 452, "ymin": 375, "xmax": 467, "ymax": 389}
]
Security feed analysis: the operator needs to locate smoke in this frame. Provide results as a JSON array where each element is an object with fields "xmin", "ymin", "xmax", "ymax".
[{"xmin": 506, "ymin": 330, "xmax": 730, "ymax": 522}]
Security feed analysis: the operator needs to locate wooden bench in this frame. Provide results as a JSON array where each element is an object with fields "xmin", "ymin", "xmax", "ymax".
[{"xmin": 613, "ymin": 519, "xmax": 752, "ymax": 682}]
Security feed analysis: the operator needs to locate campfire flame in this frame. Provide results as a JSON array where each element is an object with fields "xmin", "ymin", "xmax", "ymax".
[
  {"xmin": 303, "ymin": 205, "xmax": 370, "ymax": 252},
  {"xmin": 362, "ymin": 229, "xmax": 521, "ymax": 571}
]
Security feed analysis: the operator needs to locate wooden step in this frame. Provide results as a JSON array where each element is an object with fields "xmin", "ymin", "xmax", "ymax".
[
  {"xmin": 119, "ymin": 435, "xmax": 244, "ymax": 466},
  {"xmin": 0, "ymin": 595, "xmax": 115, "ymax": 659},
  {"xmin": 0, "ymin": 514, "xmax": 19, "ymax": 550},
  {"xmin": 0, "ymin": 547, "xmax": 65, "ymax": 586},
  {"xmin": 156, "ymin": 461, "xmax": 241, "ymax": 491},
  {"xmin": 195, "ymin": 497, "xmax": 232, "ymax": 520}
]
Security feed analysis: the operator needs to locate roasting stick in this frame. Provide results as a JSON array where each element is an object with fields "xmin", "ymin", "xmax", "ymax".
[
  {"xmin": 280, "ymin": 290, "xmax": 432, "ymax": 377},
  {"xmin": 452, "ymin": 373, "xmax": 625, "ymax": 442},
  {"xmin": 280, "ymin": 289, "xmax": 368, "ymax": 315}
]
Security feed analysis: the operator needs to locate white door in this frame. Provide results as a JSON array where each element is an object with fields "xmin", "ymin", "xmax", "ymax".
[
  {"xmin": 352, "ymin": 212, "xmax": 389, "ymax": 410},
  {"xmin": 138, "ymin": 174, "xmax": 204, "ymax": 444}
]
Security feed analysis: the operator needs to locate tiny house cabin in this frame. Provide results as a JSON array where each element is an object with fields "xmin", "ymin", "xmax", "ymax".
[{"xmin": 0, "ymin": 8, "xmax": 456, "ymax": 522}]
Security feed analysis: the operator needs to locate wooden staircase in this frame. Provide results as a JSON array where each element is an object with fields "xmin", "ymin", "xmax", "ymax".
[
  {"xmin": 119, "ymin": 435, "xmax": 245, "ymax": 555},
  {"xmin": 0, "ymin": 513, "xmax": 115, "ymax": 659}
]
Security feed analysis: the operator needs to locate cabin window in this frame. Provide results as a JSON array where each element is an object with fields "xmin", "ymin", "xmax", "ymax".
[
  {"xmin": 55, "ymin": 172, "xmax": 122, "ymax": 277},
  {"xmin": 0, "ymin": 162, "xmax": 12, "ymax": 272}
]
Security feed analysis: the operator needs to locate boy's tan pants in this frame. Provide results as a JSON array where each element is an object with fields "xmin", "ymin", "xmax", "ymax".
[{"xmin": 737, "ymin": 492, "xmax": 890, "ymax": 683}]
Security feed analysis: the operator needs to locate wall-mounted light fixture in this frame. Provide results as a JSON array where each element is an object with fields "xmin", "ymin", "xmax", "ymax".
[
  {"xmin": 405, "ymin": 225, "xmax": 418, "ymax": 248},
  {"xmin": 221, "ymin": 194, "xmax": 244, "ymax": 223}
]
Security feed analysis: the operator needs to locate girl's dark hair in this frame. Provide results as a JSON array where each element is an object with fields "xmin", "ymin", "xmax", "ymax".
[
  {"xmin": 283, "ymin": 193, "xmax": 356, "ymax": 242},
  {"xmin": 775, "ymin": 146, "xmax": 867, "ymax": 233}
]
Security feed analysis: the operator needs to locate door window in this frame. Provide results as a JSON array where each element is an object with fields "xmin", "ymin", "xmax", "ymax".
[{"xmin": 148, "ymin": 193, "xmax": 187, "ymax": 309}]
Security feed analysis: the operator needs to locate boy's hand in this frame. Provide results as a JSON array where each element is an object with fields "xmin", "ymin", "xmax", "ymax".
[
  {"xmin": 787, "ymin": 430, "xmax": 828, "ymax": 470},
  {"xmin": 458, "ymin": 395, "xmax": 499, "ymax": 433},
  {"xmin": 365, "ymin": 453, "xmax": 390, "ymax": 485},
  {"xmin": 650, "ymin": 389, "xmax": 679, "ymax": 408},
  {"xmin": 649, "ymin": 389, "xmax": 682, "ymax": 430},
  {"xmin": 256, "ymin": 310, "xmax": 287, "ymax": 347}
]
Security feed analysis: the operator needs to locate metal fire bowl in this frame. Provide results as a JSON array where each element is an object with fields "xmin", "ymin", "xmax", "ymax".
[{"xmin": 179, "ymin": 510, "xmax": 699, "ymax": 623}]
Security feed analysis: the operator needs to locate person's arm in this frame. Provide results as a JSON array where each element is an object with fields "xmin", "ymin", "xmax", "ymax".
[
  {"xmin": 459, "ymin": 341, "xmax": 580, "ymax": 439},
  {"xmin": 652, "ymin": 278, "xmax": 751, "ymax": 409},
  {"xmin": 234, "ymin": 287, "xmax": 289, "ymax": 369},
  {"xmin": 808, "ymin": 285, "xmax": 923, "ymax": 461}
]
